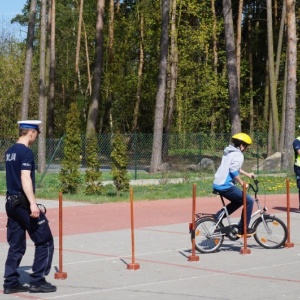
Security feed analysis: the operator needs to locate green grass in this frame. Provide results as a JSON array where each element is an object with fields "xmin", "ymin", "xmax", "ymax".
[{"xmin": 0, "ymin": 171, "xmax": 297, "ymax": 204}]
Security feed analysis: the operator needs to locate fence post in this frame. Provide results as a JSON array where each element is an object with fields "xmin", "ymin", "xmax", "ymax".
[
  {"xmin": 255, "ymin": 131, "xmax": 260, "ymax": 175},
  {"xmin": 198, "ymin": 133, "xmax": 202, "ymax": 163},
  {"xmin": 134, "ymin": 132, "xmax": 137, "ymax": 180}
]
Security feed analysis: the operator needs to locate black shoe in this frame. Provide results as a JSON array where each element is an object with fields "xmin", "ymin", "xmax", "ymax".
[
  {"xmin": 3, "ymin": 283, "xmax": 29, "ymax": 294},
  {"xmin": 29, "ymin": 281, "xmax": 57, "ymax": 293},
  {"xmin": 236, "ymin": 227, "xmax": 256, "ymax": 238}
]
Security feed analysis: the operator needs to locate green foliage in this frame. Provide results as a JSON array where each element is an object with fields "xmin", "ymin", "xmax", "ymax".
[
  {"xmin": 0, "ymin": 32, "xmax": 37, "ymax": 137},
  {"xmin": 84, "ymin": 133, "xmax": 103, "ymax": 195},
  {"xmin": 175, "ymin": 0, "xmax": 229, "ymax": 133},
  {"xmin": 111, "ymin": 133, "xmax": 129, "ymax": 195},
  {"xmin": 107, "ymin": 0, "xmax": 161, "ymax": 132},
  {"xmin": 59, "ymin": 102, "xmax": 82, "ymax": 194},
  {"xmin": 3, "ymin": 0, "xmax": 300, "ymax": 137}
]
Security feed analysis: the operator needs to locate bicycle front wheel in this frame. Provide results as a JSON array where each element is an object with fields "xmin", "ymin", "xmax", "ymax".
[
  {"xmin": 253, "ymin": 216, "xmax": 287, "ymax": 249},
  {"xmin": 194, "ymin": 217, "xmax": 224, "ymax": 254}
]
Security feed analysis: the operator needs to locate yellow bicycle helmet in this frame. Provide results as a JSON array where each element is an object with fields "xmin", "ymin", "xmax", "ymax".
[{"xmin": 232, "ymin": 133, "xmax": 252, "ymax": 145}]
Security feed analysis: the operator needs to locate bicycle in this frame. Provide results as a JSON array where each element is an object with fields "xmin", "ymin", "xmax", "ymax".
[{"xmin": 192, "ymin": 178, "xmax": 288, "ymax": 253}]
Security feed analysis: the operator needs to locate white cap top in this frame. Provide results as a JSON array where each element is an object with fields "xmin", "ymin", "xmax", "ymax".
[
  {"xmin": 17, "ymin": 120, "xmax": 42, "ymax": 133},
  {"xmin": 17, "ymin": 120, "xmax": 42, "ymax": 125}
]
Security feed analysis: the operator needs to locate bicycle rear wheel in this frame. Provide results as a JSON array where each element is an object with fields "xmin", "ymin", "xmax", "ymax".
[
  {"xmin": 253, "ymin": 216, "xmax": 287, "ymax": 249},
  {"xmin": 194, "ymin": 217, "xmax": 224, "ymax": 253}
]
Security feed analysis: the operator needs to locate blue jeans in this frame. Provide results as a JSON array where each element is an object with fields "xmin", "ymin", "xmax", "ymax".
[{"xmin": 215, "ymin": 185, "xmax": 254, "ymax": 229}]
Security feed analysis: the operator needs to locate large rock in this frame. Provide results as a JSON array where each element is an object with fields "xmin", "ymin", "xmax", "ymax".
[
  {"xmin": 200, "ymin": 158, "xmax": 215, "ymax": 172},
  {"xmin": 188, "ymin": 164, "xmax": 200, "ymax": 171},
  {"xmin": 159, "ymin": 162, "xmax": 172, "ymax": 172},
  {"xmin": 188, "ymin": 158, "xmax": 215, "ymax": 172},
  {"xmin": 255, "ymin": 152, "xmax": 281, "ymax": 171}
]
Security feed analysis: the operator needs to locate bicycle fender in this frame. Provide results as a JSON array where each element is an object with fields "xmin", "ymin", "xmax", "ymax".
[
  {"xmin": 251, "ymin": 217, "xmax": 261, "ymax": 228},
  {"xmin": 251, "ymin": 214, "xmax": 272, "ymax": 228}
]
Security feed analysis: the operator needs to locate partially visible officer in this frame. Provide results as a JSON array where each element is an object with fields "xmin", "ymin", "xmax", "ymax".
[
  {"xmin": 293, "ymin": 126, "xmax": 300, "ymax": 212},
  {"xmin": 3, "ymin": 120, "xmax": 56, "ymax": 294}
]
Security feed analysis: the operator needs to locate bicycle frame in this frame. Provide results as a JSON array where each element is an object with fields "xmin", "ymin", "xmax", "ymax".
[
  {"xmin": 215, "ymin": 178, "xmax": 272, "ymax": 236},
  {"xmin": 193, "ymin": 178, "xmax": 288, "ymax": 252}
]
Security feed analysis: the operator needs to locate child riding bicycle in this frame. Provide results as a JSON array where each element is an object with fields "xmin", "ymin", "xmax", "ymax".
[{"xmin": 213, "ymin": 133, "xmax": 256, "ymax": 237}]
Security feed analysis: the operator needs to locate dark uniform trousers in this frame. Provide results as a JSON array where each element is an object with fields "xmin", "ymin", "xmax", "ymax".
[
  {"xmin": 294, "ymin": 165, "xmax": 300, "ymax": 203},
  {"xmin": 295, "ymin": 165, "xmax": 300, "ymax": 186},
  {"xmin": 4, "ymin": 198, "xmax": 54, "ymax": 287}
]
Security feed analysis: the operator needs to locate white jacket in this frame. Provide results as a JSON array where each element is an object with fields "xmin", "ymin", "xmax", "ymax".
[{"xmin": 213, "ymin": 145, "xmax": 244, "ymax": 191}]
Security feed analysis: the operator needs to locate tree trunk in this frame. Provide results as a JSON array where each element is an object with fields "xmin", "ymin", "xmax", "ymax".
[
  {"xmin": 38, "ymin": 0, "xmax": 47, "ymax": 173},
  {"xmin": 267, "ymin": 113, "xmax": 273, "ymax": 157},
  {"xmin": 266, "ymin": 0, "xmax": 279, "ymax": 151},
  {"xmin": 222, "ymin": 0, "xmax": 241, "ymax": 135},
  {"xmin": 107, "ymin": 0, "xmax": 115, "ymax": 131},
  {"xmin": 75, "ymin": 0, "xmax": 84, "ymax": 92},
  {"xmin": 263, "ymin": 59, "xmax": 270, "ymax": 130},
  {"xmin": 236, "ymin": 0, "xmax": 243, "ymax": 96},
  {"xmin": 86, "ymin": 0, "xmax": 105, "ymax": 136},
  {"xmin": 248, "ymin": 16, "xmax": 254, "ymax": 135},
  {"xmin": 282, "ymin": 0, "xmax": 297, "ymax": 170},
  {"xmin": 101, "ymin": 0, "xmax": 115, "ymax": 133},
  {"xmin": 132, "ymin": 0, "xmax": 145, "ymax": 132},
  {"xmin": 162, "ymin": 0, "xmax": 178, "ymax": 160},
  {"xmin": 275, "ymin": 1, "xmax": 286, "ymax": 87},
  {"xmin": 210, "ymin": 0, "xmax": 218, "ymax": 134},
  {"xmin": 83, "ymin": 21, "xmax": 92, "ymax": 96},
  {"xmin": 275, "ymin": 1, "xmax": 286, "ymax": 152},
  {"xmin": 21, "ymin": 0, "xmax": 37, "ymax": 119},
  {"xmin": 48, "ymin": 0, "xmax": 56, "ymax": 139},
  {"xmin": 149, "ymin": 0, "xmax": 169, "ymax": 173},
  {"xmin": 280, "ymin": 59, "xmax": 287, "ymax": 152}
]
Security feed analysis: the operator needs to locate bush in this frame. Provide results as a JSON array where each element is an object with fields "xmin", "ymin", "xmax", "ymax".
[
  {"xmin": 59, "ymin": 102, "xmax": 82, "ymax": 194},
  {"xmin": 111, "ymin": 133, "xmax": 129, "ymax": 196},
  {"xmin": 84, "ymin": 133, "xmax": 103, "ymax": 194}
]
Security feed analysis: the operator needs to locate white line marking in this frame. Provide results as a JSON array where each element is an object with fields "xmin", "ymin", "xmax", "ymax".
[
  {"xmin": 63, "ymin": 249, "xmax": 180, "ymax": 265},
  {"xmin": 44, "ymin": 261, "xmax": 300, "ymax": 299}
]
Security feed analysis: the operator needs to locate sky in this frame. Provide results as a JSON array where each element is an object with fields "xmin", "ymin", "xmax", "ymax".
[
  {"xmin": 0, "ymin": 0, "xmax": 26, "ymax": 18},
  {"xmin": 0, "ymin": 0, "xmax": 27, "ymax": 39}
]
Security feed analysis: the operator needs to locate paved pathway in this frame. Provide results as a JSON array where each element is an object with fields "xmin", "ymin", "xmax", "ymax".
[{"xmin": 0, "ymin": 193, "xmax": 299, "ymax": 299}]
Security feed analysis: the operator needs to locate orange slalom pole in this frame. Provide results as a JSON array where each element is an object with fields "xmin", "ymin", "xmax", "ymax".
[
  {"xmin": 188, "ymin": 184, "xmax": 200, "ymax": 262},
  {"xmin": 240, "ymin": 182, "xmax": 251, "ymax": 255},
  {"xmin": 127, "ymin": 187, "xmax": 140, "ymax": 270},
  {"xmin": 54, "ymin": 192, "xmax": 68, "ymax": 279},
  {"xmin": 285, "ymin": 178, "xmax": 294, "ymax": 248}
]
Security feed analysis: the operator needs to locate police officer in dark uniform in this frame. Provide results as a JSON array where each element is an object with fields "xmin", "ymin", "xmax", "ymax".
[
  {"xmin": 293, "ymin": 127, "xmax": 300, "ymax": 212},
  {"xmin": 3, "ymin": 120, "xmax": 56, "ymax": 294}
]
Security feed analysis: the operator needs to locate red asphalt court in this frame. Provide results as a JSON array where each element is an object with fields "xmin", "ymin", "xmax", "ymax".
[{"xmin": 0, "ymin": 193, "xmax": 298, "ymax": 242}]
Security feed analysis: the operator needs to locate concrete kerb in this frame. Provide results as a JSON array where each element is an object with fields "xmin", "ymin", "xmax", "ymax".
[{"xmin": 102, "ymin": 178, "xmax": 188, "ymax": 186}]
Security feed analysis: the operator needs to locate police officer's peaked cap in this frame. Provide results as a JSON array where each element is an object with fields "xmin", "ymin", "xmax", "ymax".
[{"xmin": 18, "ymin": 120, "xmax": 41, "ymax": 133}]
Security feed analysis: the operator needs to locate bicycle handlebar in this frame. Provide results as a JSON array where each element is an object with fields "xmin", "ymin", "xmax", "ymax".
[{"xmin": 248, "ymin": 177, "xmax": 259, "ymax": 196}]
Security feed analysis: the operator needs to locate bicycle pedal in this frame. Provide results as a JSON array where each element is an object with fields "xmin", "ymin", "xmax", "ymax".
[{"xmin": 236, "ymin": 233, "xmax": 255, "ymax": 238}]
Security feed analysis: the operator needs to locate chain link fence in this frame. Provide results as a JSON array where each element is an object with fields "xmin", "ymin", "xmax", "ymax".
[{"xmin": 0, "ymin": 132, "xmax": 278, "ymax": 179}]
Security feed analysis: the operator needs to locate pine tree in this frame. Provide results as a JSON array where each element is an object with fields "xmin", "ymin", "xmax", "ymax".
[
  {"xmin": 59, "ymin": 102, "xmax": 82, "ymax": 193},
  {"xmin": 111, "ymin": 133, "xmax": 129, "ymax": 196},
  {"xmin": 84, "ymin": 133, "xmax": 103, "ymax": 194}
]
